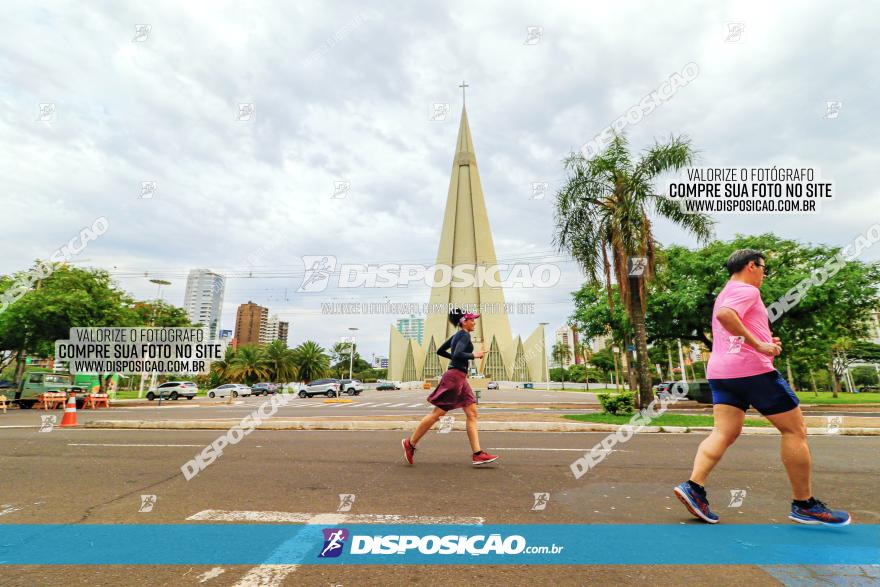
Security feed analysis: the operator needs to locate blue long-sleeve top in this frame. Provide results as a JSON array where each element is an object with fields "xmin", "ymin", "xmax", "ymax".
[{"xmin": 437, "ymin": 329, "xmax": 474, "ymax": 373}]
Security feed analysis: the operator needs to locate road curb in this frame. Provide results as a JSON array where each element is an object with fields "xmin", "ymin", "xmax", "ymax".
[{"xmin": 82, "ymin": 420, "xmax": 880, "ymax": 435}]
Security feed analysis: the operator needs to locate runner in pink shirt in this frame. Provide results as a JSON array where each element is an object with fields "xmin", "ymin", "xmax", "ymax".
[{"xmin": 674, "ymin": 249, "xmax": 850, "ymax": 526}]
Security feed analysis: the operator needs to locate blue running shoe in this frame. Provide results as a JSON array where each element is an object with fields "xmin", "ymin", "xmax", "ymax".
[
  {"xmin": 673, "ymin": 482, "xmax": 719, "ymax": 524},
  {"xmin": 789, "ymin": 499, "xmax": 851, "ymax": 526}
]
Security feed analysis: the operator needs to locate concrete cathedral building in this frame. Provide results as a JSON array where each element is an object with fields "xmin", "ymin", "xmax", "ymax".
[{"xmin": 387, "ymin": 102, "xmax": 546, "ymax": 382}]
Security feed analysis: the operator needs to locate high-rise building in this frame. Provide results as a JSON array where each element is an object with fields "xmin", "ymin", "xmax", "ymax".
[
  {"xmin": 387, "ymin": 102, "xmax": 545, "ymax": 382},
  {"xmin": 235, "ymin": 301, "xmax": 268, "ymax": 346},
  {"xmin": 395, "ymin": 315, "xmax": 424, "ymax": 345},
  {"xmin": 183, "ymin": 269, "xmax": 225, "ymax": 339},
  {"xmin": 554, "ymin": 324, "xmax": 579, "ymax": 367},
  {"xmin": 262, "ymin": 314, "xmax": 290, "ymax": 346},
  {"xmin": 277, "ymin": 321, "xmax": 289, "ymax": 346}
]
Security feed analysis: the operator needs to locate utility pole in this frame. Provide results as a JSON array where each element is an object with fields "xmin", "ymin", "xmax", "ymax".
[{"xmin": 539, "ymin": 322, "xmax": 550, "ymax": 391}]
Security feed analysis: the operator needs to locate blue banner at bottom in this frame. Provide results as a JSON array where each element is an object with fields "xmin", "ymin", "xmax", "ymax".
[{"xmin": 0, "ymin": 524, "xmax": 876, "ymax": 565}]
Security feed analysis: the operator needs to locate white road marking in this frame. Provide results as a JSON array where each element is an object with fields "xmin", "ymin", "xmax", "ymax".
[
  {"xmin": 216, "ymin": 509, "xmax": 481, "ymax": 587},
  {"xmin": 67, "ymin": 443, "xmax": 202, "ymax": 447},
  {"xmin": 197, "ymin": 567, "xmax": 225, "ymax": 583},
  {"xmin": 370, "ymin": 403, "xmax": 390, "ymax": 407},
  {"xmin": 409, "ymin": 403, "xmax": 425, "ymax": 408},
  {"xmin": 352, "ymin": 402, "xmax": 372, "ymax": 407},
  {"xmin": 187, "ymin": 509, "xmax": 484, "ymax": 525},
  {"xmin": 233, "ymin": 564, "xmax": 299, "ymax": 587},
  {"xmin": 389, "ymin": 403, "xmax": 409, "ymax": 407},
  {"xmin": 0, "ymin": 504, "xmax": 23, "ymax": 516}
]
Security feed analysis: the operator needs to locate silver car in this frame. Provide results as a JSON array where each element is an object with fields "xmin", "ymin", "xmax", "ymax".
[{"xmin": 207, "ymin": 383, "xmax": 253, "ymax": 399}]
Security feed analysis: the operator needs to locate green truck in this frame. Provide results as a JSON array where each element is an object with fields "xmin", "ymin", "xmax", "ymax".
[{"xmin": 11, "ymin": 371, "xmax": 87, "ymax": 409}]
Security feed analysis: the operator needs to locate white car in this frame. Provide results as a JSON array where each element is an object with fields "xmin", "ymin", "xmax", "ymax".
[
  {"xmin": 339, "ymin": 379, "xmax": 364, "ymax": 396},
  {"xmin": 207, "ymin": 383, "xmax": 253, "ymax": 399}
]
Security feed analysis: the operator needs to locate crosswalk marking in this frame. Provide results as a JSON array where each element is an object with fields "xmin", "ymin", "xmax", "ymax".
[
  {"xmin": 409, "ymin": 403, "xmax": 424, "ymax": 408},
  {"xmin": 388, "ymin": 403, "xmax": 409, "ymax": 407}
]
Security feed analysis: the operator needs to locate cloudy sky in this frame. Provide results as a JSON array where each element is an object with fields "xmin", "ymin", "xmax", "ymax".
[{"xmin": 2, "ymin": 1, "xmax": 878, "ymax": 359}]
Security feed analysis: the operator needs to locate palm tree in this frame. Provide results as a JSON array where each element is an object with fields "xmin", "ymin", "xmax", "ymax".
[
  {"xmin": 330, "ymin": 341, "xmax": 352, "ymax": 378},
  {"xmin": 263, "ymin": 339, "xmax": 297, "ymax": 383},
  {"xmin": 554, "ymin": 133, "xmax": 714, "ymax": 407},
  {"xmin": 210, "ymin": 346, "xmax": 236, "ymax": 385},
  {"xmin": 291, "ymin": 340, "xmax": 329, "ymax": 382},
  {"xmin": 227, "ymin": 344, "xmax": 270, "ymax": 385}
]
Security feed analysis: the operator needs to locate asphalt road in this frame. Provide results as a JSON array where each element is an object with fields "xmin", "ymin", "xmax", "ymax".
[
  {"xmin": 0, "ymin": 389, "xmax": 602, "ymax": 426},
  {"xmin": 1, "ymin": 424, "xmax": 877, "ymax": 586}
]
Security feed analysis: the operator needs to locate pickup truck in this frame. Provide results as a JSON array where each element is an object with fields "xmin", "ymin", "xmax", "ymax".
[{"xmin": 11, "ymin": 372, "xmax": 87, "ymax": 409}]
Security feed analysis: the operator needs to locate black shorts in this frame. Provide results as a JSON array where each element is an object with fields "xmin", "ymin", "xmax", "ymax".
[{"xmin": 708, "ymin": 370, "xmax": 799, "ymax": 416}]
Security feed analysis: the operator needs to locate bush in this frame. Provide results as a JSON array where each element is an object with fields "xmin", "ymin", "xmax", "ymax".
[{"xmin": 598, "ymin": 392, "xmax": 635, "ymax": 415}]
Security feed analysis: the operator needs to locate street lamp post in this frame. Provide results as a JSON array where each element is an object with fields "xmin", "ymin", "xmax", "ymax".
[
  {"xmin": 539, "ymin": 322, "xmax": 550, "ymax": 391},
  {"xmin": 348, "ymin": 328, "xmax": 359, "ymax": 393},
  {"xmin": 147, "ymin": 279, "xmax": 171, "ymax": 404}
]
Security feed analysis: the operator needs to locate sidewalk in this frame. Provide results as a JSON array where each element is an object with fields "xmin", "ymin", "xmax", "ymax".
[{"xmin": 83, "ymin": 412, "xmax": 880, "ymax": 435}]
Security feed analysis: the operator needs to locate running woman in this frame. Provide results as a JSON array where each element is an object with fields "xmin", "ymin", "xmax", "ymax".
[
  {"xmin": 402, "ymin": 310, "xmax": 499, "ymax": 466},
  {"xmin": 674, "ymin": 249, "xmax": 850, "ymax": 526}
]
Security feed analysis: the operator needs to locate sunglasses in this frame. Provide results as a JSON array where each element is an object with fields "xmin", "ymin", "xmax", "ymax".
[{"xmin": 754, "ymin": 262, "xmax": 770, "ymax": 276}]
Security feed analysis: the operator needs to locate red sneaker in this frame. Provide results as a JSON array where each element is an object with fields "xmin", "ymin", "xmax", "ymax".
[
  {"xmin": 472, "ymin": 451, "xmax": 498, "ymax": 466},
  {"xmin": 402, "ymin": 438, "xmax": 416, "ymax": 465}
]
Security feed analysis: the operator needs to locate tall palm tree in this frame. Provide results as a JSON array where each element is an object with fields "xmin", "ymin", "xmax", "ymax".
[
  {"xmin": 263, "ymin": 339, "xmax": 297, "ymax": 382},
  {"xmin": 554, "ymin": 133, "xmax": 714, "ymax": 406},
  {"xmin": 227, "ymin": 344, "xmax": 270, "ymax": 385},
  {"xmin": 291, "ymin": 340, "xmax": 329, "ymax": 383},
  {"xmin": 210, "ymin": 345, "xmax": 236, "ymax": 384}
]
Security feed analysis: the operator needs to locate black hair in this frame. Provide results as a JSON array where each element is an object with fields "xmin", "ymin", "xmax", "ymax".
[
  {"xmin": 448, "ymin": 308, "xmax": 464, "ymax": 326},
  {"xmin": 725, "ymin": 249, "xmax": 765, "ymax": 275}
]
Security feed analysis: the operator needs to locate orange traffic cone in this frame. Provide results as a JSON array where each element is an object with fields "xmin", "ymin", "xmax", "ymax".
[{"xmin": 60, "ymin": 392, "xmax": 77, "ymax": 427}]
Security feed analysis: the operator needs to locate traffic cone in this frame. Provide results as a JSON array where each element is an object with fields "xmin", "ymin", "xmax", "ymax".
[{"xmin": 60, "ymin": 392, "xmax": 77, "ymax": 427}]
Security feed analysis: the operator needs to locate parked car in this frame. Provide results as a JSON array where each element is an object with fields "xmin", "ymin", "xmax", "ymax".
[
  {"xmin": 522, "ymin": 382, "xmax": 534, "ymax": 389},
  {"xmin": 338, "ymin": 379, "xmax": 364, "ymax": 396},
  {"xmin": 252, "ymin": 382, "xmax": 279, "ymax": 396},
  {"xmin": 206, "ymin": 383, "xmax": 253, "ymax": 399},
  {"xmin": 487, "ymin": 381, "xmax": 499, "ymax": 390},
  {"xmin": 147, "ymin": 381, "xmax": 198, "ymax": 401},
  {"xmin": 298, "ymin": 378, "xmax": 341, "ymax": 398},
  {"xmin": 376, "ymin": 381, "xmax": 400, "ymax": 391},
  {"xmin": 858, "ymin": 384, "xmax": 880, "ymax": 393}
]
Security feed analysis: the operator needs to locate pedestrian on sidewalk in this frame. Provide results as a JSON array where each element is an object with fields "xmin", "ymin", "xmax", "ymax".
[
  {"xmin": 674, "ymin": 249, "xmax": 850, "ymax": 526},
  {"xmin": 402, "ymin": 309, "xmax": 499, "ymax": 466}
]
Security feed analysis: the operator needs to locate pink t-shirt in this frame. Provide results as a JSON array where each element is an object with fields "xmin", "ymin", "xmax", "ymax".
[{"xmin": 706, "ymin": 280, "xmax": 775, "ymax": 379}]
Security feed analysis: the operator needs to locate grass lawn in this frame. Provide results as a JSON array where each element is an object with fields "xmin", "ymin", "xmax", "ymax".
[
  {"xmin": 795, "ymin": 391, "xmax": 880, "ymax": 404},
  {"xmin": 564, "ymin": 413, "xmax": 772, "ymax": 427}
]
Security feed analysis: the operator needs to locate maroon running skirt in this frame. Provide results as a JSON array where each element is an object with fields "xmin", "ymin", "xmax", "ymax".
[{"xmin": 426, "ymin": 368, "xmax": 476, "ymax": 411}]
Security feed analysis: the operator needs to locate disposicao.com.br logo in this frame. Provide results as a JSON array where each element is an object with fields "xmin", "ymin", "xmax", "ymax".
[{"xmin": 318, "ymin": 529, "xmax": 563, "ymax": 558}]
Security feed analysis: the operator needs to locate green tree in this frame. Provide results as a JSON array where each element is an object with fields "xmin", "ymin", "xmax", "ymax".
[
  {"xmin": 263, "ymin": 339, "xmax": 297, "ymax": 382},
  {"xmin": 227, "ymin": 344, "xmax": 269, "ymax": 385},
  {"xmin": 209, "ymin": 345, "xmax": 236, "ymax": 387},
  {"xmin": 291, "ymin": 340, "xmax": 329, "ymax": 382},
  {"xmin": 588, "ymin": 348, "xmax": 616, "ymax": 376},
  {"xmin": 0, "ymin": 264, "xmax": 134, "ymax": 381},
  {"xmin": 554, "ymin": 134, "xmax": 714, "ymax": 406},
  {"xmin": 129, "ymin": 300, "xmax": 192, "ymax": 327},
  {"xmin": 571, "ymin": 236, "xmax": 880, "ymax": 389},
  {"xmin": 551, "ymin": 341, "xmax": 571, "ymax": 368}
]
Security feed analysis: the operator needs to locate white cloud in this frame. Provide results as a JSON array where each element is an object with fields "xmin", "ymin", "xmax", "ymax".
[{"xmin": 1, "ymin": 1, "xmax": 877, "ymax": 358}]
